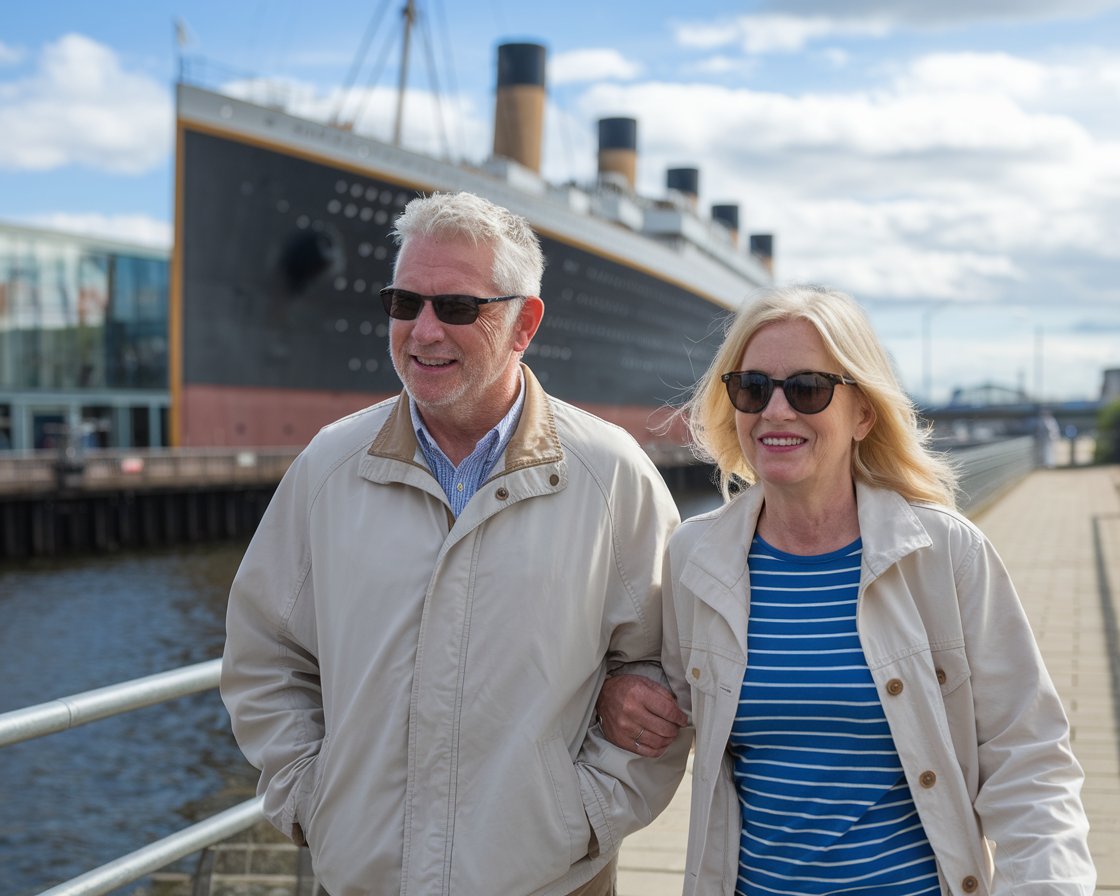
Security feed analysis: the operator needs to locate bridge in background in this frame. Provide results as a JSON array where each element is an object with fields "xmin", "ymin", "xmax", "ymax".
[{"xmin": 919, "ymin": 382, "xmax": 1104, "ymax": 444}]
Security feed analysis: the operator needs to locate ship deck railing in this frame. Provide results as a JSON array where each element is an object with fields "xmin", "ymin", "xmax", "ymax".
[
  {"xmin": 0, "ymin": 659, "xmax": 265, "ymax": 896},
  {"xmin": 0, "ymin": 446, "xmax": 301, "ymax": 496},
  {"xmin": 0, "ymin": 435, "xmax": 1046, "ymax": 502}
]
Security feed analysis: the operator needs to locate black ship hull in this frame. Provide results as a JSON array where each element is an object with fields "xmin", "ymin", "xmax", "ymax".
[{"xmin": 174, "ymin": 86, "xmax": 767, "ymax": 449}]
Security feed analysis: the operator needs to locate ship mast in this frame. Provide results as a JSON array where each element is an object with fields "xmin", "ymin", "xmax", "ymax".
[{"xmin": 392, "ymin": 0, "xmax": 416, "ymax": 146}]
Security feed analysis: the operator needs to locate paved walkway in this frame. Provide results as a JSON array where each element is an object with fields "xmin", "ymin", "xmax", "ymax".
[{"xmin": 617, "ymin": 463, "xmax": 1120, "ymax": 894}]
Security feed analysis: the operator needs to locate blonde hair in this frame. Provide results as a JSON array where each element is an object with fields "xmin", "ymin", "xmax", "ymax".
[{"xmin": 683, "ymin": 284, "xmax": 958, "ymax": 506}]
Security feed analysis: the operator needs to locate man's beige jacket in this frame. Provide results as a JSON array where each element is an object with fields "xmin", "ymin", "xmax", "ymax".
[{"xmin": 221, "ymin": 367, "xmax": 688, "ymax": 896}]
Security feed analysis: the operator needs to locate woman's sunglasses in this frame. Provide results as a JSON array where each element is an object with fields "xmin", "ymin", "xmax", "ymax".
[
  {"xmin": 380, "ymin": 287, "xmax": 523, "ymax": 325},
  {"xmin": 721, "ymin": 370, "xmax": 857, "ymax": 415}
]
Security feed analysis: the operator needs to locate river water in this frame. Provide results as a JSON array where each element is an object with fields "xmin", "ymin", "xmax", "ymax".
[
  {"xmin": 0, "ymin": 487, "xmax": 722, "ymax": 896},
  {"xmin": 0, "ymin": 542, "xmax": 258, "ymax": 896}
]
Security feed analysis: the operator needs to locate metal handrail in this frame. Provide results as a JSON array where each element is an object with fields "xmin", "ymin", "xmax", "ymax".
[
  {"xmin": 0, "ymin": 658, "xmax": 221, "ymax": 747},
  {"xmin": 37, "ymin": 797, "xmax": 265, "ymax": 896},
  {"xmin": 951, "ymin": 435, "xmax": 1036, "ymax": 514},
  {"xmin": 1, "ymin": 659, "xmax": 266, "ymax": 895}
]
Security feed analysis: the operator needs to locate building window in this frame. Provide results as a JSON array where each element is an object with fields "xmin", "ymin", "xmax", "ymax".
[
  {"xmin": 107, "ymin": 255, "xmax": 169, "ymax": 389},
  {"xmin": 80, "ymin": 405, "xmax": 113, "ymax": 448},
  {"xmin": 130, "ymin": 405, "xmax": 152, "ymax": 448},
  {"xmin": 0, "ymin": 403, "xmax": 11, "ymax": 450}
]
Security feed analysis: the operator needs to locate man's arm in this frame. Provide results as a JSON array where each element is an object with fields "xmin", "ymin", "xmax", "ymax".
[
  {"xmin": 959, "ymin": 535, "xmax": 1095, "ymax": 890},
  {"xmin": 220, "ymin": 454, "xmax": 325, "ymax": 843},
  {"xmin": 569, "ymin": 457, "xmax": 690, "ymax": 857}
]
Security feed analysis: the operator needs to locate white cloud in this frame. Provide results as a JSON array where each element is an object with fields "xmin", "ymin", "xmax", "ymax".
[
  {"xmin": 0, "ymin": 41, "xmax": 25, "ymax": 66},
  {"xmin": 28, "ymin": 212, "xmax": 172, "ymax": 248},
  {"xmin": 759, "ymin": 0, "xmax": 1120, "ymax": 29},
  {"xmin": 901, "ymin": 52, "xmax": 1048, "ymax": 97},
  {"xmin": 550, "ymin": 49, "xmax": 642, "ymax": 85},
  {"xmin": 1016, "ymin": 48, "xmax": 1120, "ymax": 136},
  {"xmin": 676, "ymin": 15, "xmax": 890, "ymax": 54},
  {"xmin": 820, "ymin": 48, "xmax": 851, "ymax": 68},
  {"xmin": 576, "ymin": 75, "xmax": 1088, "ymax": 177},
  {"xmin": 770, "ymin": 200, "xmax": 1027, "ymax": 300},
  {"xmin": 541, "ymin": 101, "xmax": 597, "ymax": 183},
  {"xmin": 675, "ymin": 52, "xmax": 765, "ymax": 80},
  {"xmin": 674, "ymin": 1, "xmax": 1120, "ymax": 54},
  {"xmin": 0, "ymin": 34, "xmax": 171, "ymax": 174},
  {"xmin": 568, "ymin": 45, "xmax": 1118, "ymax": 331}
]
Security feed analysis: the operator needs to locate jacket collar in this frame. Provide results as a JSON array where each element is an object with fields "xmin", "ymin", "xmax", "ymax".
[
  {"xmin": 676, "ymin": 487, "xmax": 762, "ymax": 651},
  {"xmin": 500, "ymin": 364, "xmax": 564, "ymax": 472},
  {"xmin": 854, "ymin": 481, "xmax": 933, "ymax": 578},
  {"xmin": 367, "ymin": 364, "xmax": 563, "ymax": 473},
  {"xmin": 679, "ymin": 479, "xmax": 934, "ymax": 638}
]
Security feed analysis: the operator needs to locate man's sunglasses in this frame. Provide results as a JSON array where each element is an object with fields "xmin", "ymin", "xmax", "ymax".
[
  {"xmin": 721, "ymin": 370, "xmax": 857, "ymax": 415},
  {"xmin": 379, "ymin": 287, "xmax": 523, "ymax": 325}
]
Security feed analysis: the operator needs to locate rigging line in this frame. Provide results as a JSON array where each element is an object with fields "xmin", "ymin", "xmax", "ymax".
[
  {"xmin": 265, "ymin": 0, "xmax": 303, "ymax": 85},
  {"xmin": 416, "ymin": 11, "xmax": 452, "ymax": 161},
  {"xmin": 351, "ymin": 16, "xmax": 408, "ymax": 139},
  {"xmin": 330, "ymin": 0, "xmax": 394, "ymax": 127},
  {"xmin": 241, "ymin": 0, "xmax": 272, "ymax": 77},
  {"xmin": 553, "ymin": 82, "xmax": 582, "ymax": 188},
  {"xmin": 429, "ymin": 0, "xmax": 465, "ymax": 160}
]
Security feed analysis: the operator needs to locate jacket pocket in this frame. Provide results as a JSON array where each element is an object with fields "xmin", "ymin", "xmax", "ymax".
[
  {"xmin": 931, "ymin": 644, "xmax": 970, "ymax": 696},
  {"xmin": 929, "ymin": 644, "xmax": 979, "ymax": 796},
  {"xmin": 296, "ymin": 734, "xmax": 331, "ymax": 848},
  {"xmin": 683, "ymin": 644, "xmax": 738, "ymax": 701},
  {"xmin": 684, "ymin": 646, "xmax": 738, "ymax": 785},
  {"xmin": 538, "ymin": 733, "xmax": 592, "ymax": 869}
]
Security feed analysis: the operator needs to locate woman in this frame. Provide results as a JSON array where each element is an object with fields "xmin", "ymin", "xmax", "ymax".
[{"xmin": 602, "ymin": 285, "xmax": 1094, "ymax": 895}]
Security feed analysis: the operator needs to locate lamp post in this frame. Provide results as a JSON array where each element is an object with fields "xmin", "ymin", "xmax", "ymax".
[
  {"xmin": 921, "ymin": 304, "xmax": 946, "ymax": 405},
  {"xmin": 1034, "ymin": 324, "xmax": 1045, "ymax": 404}
]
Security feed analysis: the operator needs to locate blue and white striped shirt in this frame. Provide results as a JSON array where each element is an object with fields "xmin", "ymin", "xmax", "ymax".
[
  {"xmin": 410, "ymin": 375, "xmax": 525, "ymax": 517},
  {"xmin": 731, "ymin": 534, "xmax": 940, "ymax": 896}
]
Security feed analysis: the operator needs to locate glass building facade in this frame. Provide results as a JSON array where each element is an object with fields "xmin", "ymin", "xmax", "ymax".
[{"xmin": 0, "ymin": 222, "xmax": 169, "ymax": 451}]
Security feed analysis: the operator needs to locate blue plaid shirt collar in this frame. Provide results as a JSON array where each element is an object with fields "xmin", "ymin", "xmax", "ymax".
[{"xmin": 409, "ymin": 372, "xmax": 526, "ymax": 516}]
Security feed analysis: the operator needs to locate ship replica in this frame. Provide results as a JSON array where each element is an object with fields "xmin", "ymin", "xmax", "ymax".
[{"xmin": 171, "ymin": 27, "xmax": 774, "ymax": 454}]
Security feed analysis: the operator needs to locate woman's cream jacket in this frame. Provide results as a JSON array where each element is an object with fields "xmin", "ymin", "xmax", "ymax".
[{"xmin": 661, "ymin": 480, "xmax": 1095, "ymax": 895}]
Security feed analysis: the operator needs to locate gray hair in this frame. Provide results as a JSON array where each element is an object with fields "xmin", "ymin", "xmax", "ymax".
[{"xmin": 390, "ymin": 192, "xmax": 545, "ymax": 297}]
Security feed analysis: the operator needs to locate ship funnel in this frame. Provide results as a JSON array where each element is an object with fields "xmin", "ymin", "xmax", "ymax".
[
  {"xmin": 493, "ymin": 43, "xmax": 547, "ymax": 173},
  {"xmin": 711, "ymin": 204, "xmax": 740, "ymax": 247},
  {"xmin": 598, "ymin": 117, "xmax": 638, "ymax": 191},
  {"xmin": 667, "ymin": 167, "xmax": 700, "ymax": 210},
  {"xmin": 750, "ymin": 233, "xmax": 774, "ymax": 276}
]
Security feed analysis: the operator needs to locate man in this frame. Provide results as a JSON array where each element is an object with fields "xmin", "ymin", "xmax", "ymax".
[{"xmin": 221, "ymin": 191, "xmax": 689, "ymax": 895}]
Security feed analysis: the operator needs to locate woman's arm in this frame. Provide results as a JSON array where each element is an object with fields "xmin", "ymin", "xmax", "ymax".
[{"xmin": 960, "ymin": 534, "xmax": 1095, "ymax": 892}]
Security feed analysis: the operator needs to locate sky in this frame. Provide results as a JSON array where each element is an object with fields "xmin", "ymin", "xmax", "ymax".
[{"xmin": 2, "ymin": 0, "xmax": 1119, "ymax": 405}]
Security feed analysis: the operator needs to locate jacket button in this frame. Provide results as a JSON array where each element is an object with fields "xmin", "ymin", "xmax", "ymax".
[
  {"xmin": 919, "ymin": 770, "xmax": 937, "ymax": 788},
  {"xmin": 962, "ymin": 876, "xmax": 979, "ymax": 892},
  {"xmin": 885, "ymin": 678, "xmax": 904, "ymax": 696},
  {"xmin": 691, "ymin": 667, "xmax": 701, "ymax": 680},
  {"xmin": 549, "ymin": 474, "xmax": 560, "ymax": 486},
  {"xmin": 495, "ymin": 487, "xmax": 509, "ymax": 500},
  {"xmin": 936, "ymin": 668, "xmax": 947, "ymax": 685}
]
